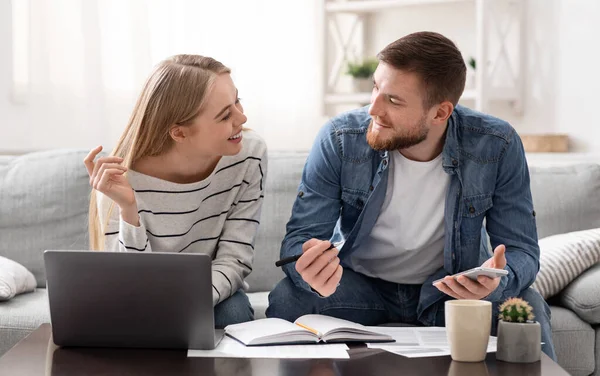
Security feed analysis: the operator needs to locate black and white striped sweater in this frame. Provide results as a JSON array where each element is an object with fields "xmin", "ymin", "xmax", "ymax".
[{"xmin": 97, "ymin": 130, "xmax": 267, "ymax": 306}]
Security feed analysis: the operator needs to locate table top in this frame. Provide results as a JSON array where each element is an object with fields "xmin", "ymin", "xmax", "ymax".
[{"xmin": 0, "ymin": 324, "xmax": 569, "ymax": 376}]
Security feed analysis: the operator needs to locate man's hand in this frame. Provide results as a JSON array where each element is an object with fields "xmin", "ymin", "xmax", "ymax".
[
  {"xmin": 296, "ymin": 239, "xmax": 343, "ymax": 297},
  {"xmin": 434, "ymin": 244, "xmax": 506, "ymax": 300}
]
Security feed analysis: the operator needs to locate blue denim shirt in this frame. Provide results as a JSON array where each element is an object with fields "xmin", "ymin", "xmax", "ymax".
[{"xmin": 280, "ymin": 105, "xmax": 540, "ymax": 325}]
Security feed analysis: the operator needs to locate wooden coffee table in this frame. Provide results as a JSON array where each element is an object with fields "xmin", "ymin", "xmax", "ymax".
[{"xmin": 0, "ymin": 324, "xmax": 568, "ymax": 375}]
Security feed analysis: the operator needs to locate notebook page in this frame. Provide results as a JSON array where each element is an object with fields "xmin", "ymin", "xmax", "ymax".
[
  {"xmin": 225, "ymin": 318, "xmax": 312, "ymax": 345},
  {"xmin": 294, "ymin": 314, "xmax": 372, "ymax": 337}
]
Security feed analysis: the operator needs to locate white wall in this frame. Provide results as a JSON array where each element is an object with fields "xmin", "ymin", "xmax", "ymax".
[
  {"xmin": 0, "ymin": 1, "xmax": 327, "ymax": 154},
  {"xmin": 354, "ymin": 0, "xmax": 599, "ymax": 153},
  {"xmin": 555, "ymin": 0, "xmax": 600, "ymax": 152},
  {"xmin": 366, "ymin": 0, "xmax": 560, "ymax": 142},
  {"xmin": 1, "ymin": 1, "xmax": 599, "ymax": 153}
]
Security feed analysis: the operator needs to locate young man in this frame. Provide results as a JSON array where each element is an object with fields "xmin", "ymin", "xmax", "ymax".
[{"xmin": 266, "ymin": 31, "xmax": 556, "ymax": 360}]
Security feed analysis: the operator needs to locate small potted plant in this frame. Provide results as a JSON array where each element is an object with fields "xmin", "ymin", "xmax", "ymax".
[
  {"xmin": 346, "ymin": 58, "xmax": 378, "ymax": 93},
  {"xmin": 496, "ymin": 297, "xmax": 541, "ymax": 363},
  {"xmin": 466, "ymin": 56, "xmax": 476, "ymax": 89}
]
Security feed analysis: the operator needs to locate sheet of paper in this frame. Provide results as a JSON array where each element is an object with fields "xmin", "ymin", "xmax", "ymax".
[
  {"xmin": 187, "ymin": 336, "xmax": 350, "ymax": 359},
  {"xmin": 364, "ymin": 326, "xmax": 420, "ymax": 346},
  {"xmin": 373, "ymin": 343, "xmax": 497, "ymax": 358},
  {"xmin": 364, "ymin": 326, "xmax": 497, "ymax": 358}
]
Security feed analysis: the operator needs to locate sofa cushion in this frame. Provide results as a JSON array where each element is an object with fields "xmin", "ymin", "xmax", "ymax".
[
  {"xmin": 532, "ymin": 228, "xmax": 600, "ymax": 299},
  {"xmin": 595, "ymin": 328, "xmax": 600, "ymax": 376},
  {"xmin": 247, "ymin": 291, "xmax": 269, "ymax": 319},
  {"xmin": 558, "ymin": 262, "xmax": 600, "ymax": 325},
  {"xmin": 550, "ymin": 305, "xmax": 596, "ymax": 376},
  {"xmin": 529, "ymin": 164, "xmax": 600, "ymax": 239},
  {"xmin": 0, "ymin": 256, "xmax": 36, "ymax": 301},
  {"xmin": 0, "ymin": 150, "xmax": 91, "ymax": 287},
  {"xmin": 0, "ymin": 289, "xmax": 50, "ymax": 356},
  {"xmin": 246, "ymin": 151, "xmax": 308, "ymax": 293}
]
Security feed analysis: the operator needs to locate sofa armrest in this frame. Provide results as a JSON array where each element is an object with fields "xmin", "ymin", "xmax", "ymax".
[{"xmin": 558, "ymin": 263, "xmax": 600, "ymax": 324}]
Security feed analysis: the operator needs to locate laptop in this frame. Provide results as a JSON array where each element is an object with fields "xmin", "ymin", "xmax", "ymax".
[{"xmin": 44, "ymin": 250, "xmax": 224, "ymax": 350}]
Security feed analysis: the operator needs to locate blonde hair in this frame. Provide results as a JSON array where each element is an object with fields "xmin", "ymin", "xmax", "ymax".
[{"xmin": 89, "ymin": 55, "xmax": 231, "ymax": 250}]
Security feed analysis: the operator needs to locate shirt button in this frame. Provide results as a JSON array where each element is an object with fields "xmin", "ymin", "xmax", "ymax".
[
  {"xmin": 452, "ymin": 253, "xmax": 456, "ymax": 260},
  {"xmin": 532, "ymin": 210, "xmax": 536, "ymax": 217},
  {"xmin": 298, "ymin": 191, "xmax": 304, "ymax": 198},
  {"xmin": 369, "ymin": 185, "xmax": 374, "ymax": 191},
  {"xmin": 452, "ymin": 159, "xmax": 458, "ymax": 166},
  {"xmin": 469, "ymin": 206, "xmax": 475, "ymax": 214}
]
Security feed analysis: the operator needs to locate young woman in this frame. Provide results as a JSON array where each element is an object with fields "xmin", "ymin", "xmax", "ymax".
[{"xmin": 84, "ymin": 54, "xmax": 267, "ymax": 328}]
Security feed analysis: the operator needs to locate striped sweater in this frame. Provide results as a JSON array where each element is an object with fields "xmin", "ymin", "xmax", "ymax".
[{"xmin": 97, "ymin": 130, "xmax": 267, "ymax": 306}]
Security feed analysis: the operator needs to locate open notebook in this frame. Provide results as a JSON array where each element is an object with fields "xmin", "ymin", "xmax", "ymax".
[{"xmin": 224, "ymin": 314, "xmax": 395, "ymax": 346}]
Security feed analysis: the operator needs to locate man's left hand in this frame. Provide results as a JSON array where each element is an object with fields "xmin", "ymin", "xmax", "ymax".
[{"xmin": 434, "ymin": 244, "xmax": 506, "ymax": 300}]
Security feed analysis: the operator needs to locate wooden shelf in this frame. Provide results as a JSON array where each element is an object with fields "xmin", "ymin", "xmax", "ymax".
[
  {"xmin": 521, "ymin": 134, "xmax": 569, "ymax": 153},
  {"xmin": 323, "ymin": 88, "xmax": 519, "ymax": 105},
  {"xmin": 326, "ymin": 0, "xmax": 470, "ymax": 13}
]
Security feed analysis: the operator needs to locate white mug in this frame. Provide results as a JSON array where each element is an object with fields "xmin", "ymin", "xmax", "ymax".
[{"xmin": 445, "ymin": 299, "xmax": 492, "ymax": 362}]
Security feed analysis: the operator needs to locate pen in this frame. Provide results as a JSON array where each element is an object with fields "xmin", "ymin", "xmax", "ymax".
[{"xmin": 275, "ymin": 241, "xmax": 344, "ymax": 267}]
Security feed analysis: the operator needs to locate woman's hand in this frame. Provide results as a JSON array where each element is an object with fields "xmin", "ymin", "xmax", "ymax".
[{"xmin": 84, "ymin": 146, "xmax": 139, "ymax": 225}]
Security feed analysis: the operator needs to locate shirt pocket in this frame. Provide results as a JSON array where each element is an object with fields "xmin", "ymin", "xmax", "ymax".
[
  {"xmin": 461, "ymin": 194, "xmax": 493, "ymax": 245},
  {"xmin": 340, "ymin": 188, "xmax": 368, "ymax": 228}
]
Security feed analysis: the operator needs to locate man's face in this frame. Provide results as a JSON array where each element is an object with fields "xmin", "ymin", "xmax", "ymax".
[{"xmin": 367, "ymin": 62, "xmax": 431, "ymax": 151}]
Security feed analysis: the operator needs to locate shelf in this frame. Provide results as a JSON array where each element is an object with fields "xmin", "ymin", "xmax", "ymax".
[
  {"xmin": 325, "ymin": 93, "xmax": 372, "ymax": 105},
  {"xmin": 326, "ymin": 0, "xmax": 469, "ymax": 13},
  {"xmin": 324, "ymin": 88, "xmax": 519, "ymax": 105},
  {"xmin": 321, "ymin": 0, "xmax": 526, "ymax": 115}
]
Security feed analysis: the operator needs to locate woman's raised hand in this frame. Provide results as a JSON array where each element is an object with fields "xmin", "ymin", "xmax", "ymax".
[{"xmin": 84, "ymin": 146, "xmax": 138, "ymax": 225}]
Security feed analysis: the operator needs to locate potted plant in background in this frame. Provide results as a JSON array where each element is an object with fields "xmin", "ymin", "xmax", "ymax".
[
  {"xmin": 466, "ymin": 56, "xmax": 476, "ymax": 89},
  {"xmin": 346, "ymin": 58, "xmax": 378, "ymax": 93},
  {"xmin": 496, "ymin": 297, "xmax": 541, "ymax": 363}
]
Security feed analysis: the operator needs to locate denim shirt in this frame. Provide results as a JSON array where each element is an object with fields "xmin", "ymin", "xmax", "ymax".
[{"xmin": 280, "ymin": 105, "xmax": 540, "ymax": 325}]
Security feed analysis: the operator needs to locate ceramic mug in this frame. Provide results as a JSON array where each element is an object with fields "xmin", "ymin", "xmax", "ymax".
[{"xmin": 445, "ymin": 300, "xmax": 492, "ymax": 362}]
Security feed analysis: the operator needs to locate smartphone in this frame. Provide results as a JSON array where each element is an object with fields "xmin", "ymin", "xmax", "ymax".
[{"xmin": 432, "ymin": 267, "xmax": 508, "ymax": 285}]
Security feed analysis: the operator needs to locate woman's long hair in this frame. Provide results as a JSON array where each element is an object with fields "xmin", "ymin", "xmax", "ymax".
[{"xmin": 89, "ymin": 55, "xmax": 231, "ymax": 250}]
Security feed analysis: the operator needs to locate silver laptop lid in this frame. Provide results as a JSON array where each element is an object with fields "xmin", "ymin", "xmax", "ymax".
[{"xmin": 44, "ymin": 250, "xmax": 217, "ymax": 350}]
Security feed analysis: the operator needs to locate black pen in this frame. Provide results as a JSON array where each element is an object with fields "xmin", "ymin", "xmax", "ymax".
[{"xmin": 275, "ymin": 241, "xmax": 344, "ymax": 267}]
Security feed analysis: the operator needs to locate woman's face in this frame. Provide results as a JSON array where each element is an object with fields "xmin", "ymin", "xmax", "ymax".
[{"xmin": 174, "ymin": 73, "xmax": 247, "ymax": 158}]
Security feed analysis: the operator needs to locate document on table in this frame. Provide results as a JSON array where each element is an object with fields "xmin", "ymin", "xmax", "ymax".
[
  {"xmin": 365, "ymin": 326, "xmax": 497, "ymax": 358},
  {"xmin": 187, "ymin": 335, "xmax": 350, "ymax": 359}
]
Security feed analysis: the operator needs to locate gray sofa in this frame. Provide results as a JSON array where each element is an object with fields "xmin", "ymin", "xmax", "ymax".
[{"xmin": 1, "ymin": 149, "xmax": 599, "ymax": 375}]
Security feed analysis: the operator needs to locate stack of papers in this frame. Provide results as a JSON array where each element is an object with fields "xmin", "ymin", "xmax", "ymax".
[
  {"xmin": 187, "ymin": 336, "xmax": 350, "ymax": 359},
  {"xmin": 187, "ymin": 325, "xmax": 498, "ymax": 360},
  {"xmin": 365, "ymin": 326, "xmax": 497, "ymax": 358}
]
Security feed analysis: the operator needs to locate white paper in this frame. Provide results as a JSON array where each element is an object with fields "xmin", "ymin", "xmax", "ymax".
[
  {"xmin": 365, "ymin": 326, "xmax": 497, "ymax": 358},
  {"xmin": 187, "ymin": 336, "xmax": 350, "ymax": 359}
]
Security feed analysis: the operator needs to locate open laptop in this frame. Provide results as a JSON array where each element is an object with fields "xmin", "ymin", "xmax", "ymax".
[{"xmin": 44, "ymin": 250, "xmax": 224, "ymax": 350}]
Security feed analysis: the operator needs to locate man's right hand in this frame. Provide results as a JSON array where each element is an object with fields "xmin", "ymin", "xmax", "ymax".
[{"xmin": 296, "ymin": 239, "xmax": 343, "ymax": 297}]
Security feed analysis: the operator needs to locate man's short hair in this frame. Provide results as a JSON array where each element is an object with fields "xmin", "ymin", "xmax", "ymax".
[{"xmin": 377, "ymin": 31, "xmax": 466, "ymax": 108}]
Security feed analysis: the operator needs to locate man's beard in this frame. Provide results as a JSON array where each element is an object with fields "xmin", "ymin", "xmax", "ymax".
[{"xmin": 366, "ymin": 117, "xmax": 429, "ymax": 151}]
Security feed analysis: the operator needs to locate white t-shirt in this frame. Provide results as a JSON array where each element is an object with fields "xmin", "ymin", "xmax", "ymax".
[{"xmin": 349, "ymin": 150, "xmax": 450, "ymax": 284}]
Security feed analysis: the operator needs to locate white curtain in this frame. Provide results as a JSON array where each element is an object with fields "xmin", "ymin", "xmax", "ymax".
[{"xmin": 7, "ymin": 0, "xmax": 324, "ymax": 152}]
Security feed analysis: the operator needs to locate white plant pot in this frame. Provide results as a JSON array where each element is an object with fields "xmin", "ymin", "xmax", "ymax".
[
  {"xmin": 466, "ymin": 69, "xmax": 476, "ymax": 89},
  {"xmin": 496, "ymin": 320, "xmax": 541, "ymax": 363},
  {"xmin": 352, "ymin": 78, "xmax": 373, "ymax": 93}
]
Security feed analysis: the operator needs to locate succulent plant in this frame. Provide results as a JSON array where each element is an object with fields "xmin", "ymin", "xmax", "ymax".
[{"xmin": 498, "ymin": 297, "xmax": 535, "ymax": 323}]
